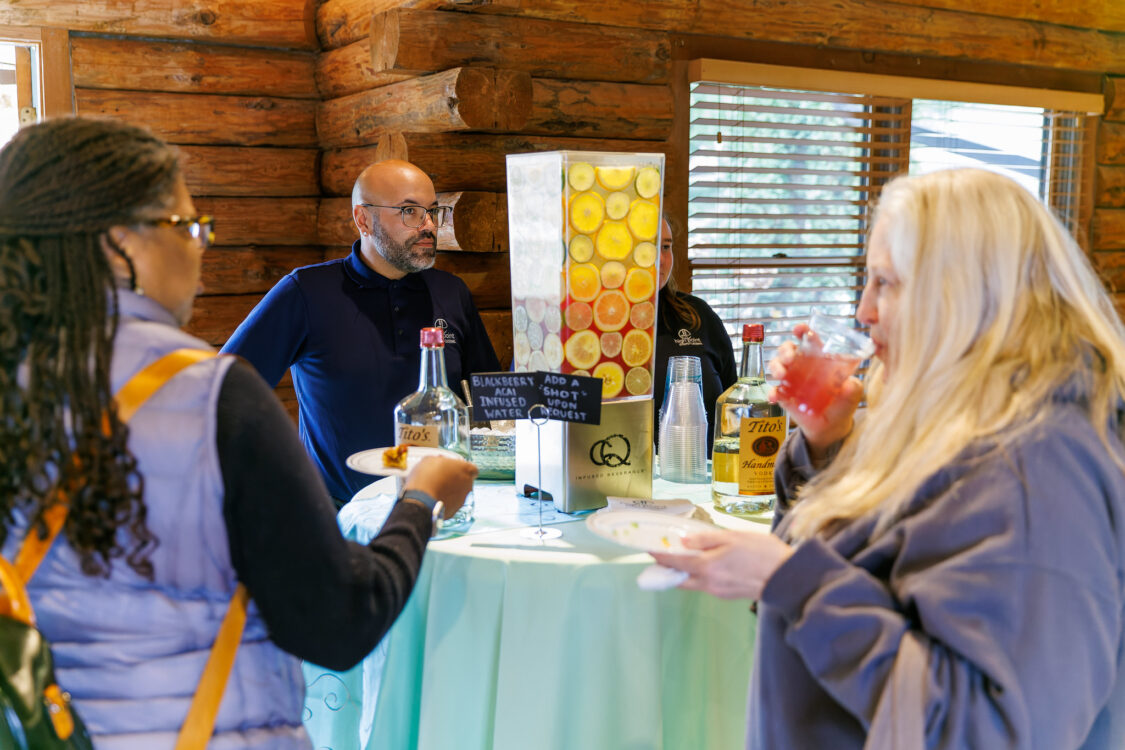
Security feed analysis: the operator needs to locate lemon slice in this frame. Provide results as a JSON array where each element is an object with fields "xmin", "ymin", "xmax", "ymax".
[
  {"xmin": 635, "ymin": 166, "xmax": 661, "ymax": 199},
  {"xmin": 568, "ymin": 162, "xmax": 595, "ymax": 191},
  {"xmin": 605, "ymin": 191, "xmax": 630, "ymax": 220},
  {"xmin": 624, "ymin": 267, "xmax": 656, "ymax": 303},
  {"xmin": 568, "ymin": 263, "xmax": 601, "ymax": 302},
  {"xmin": 596, "ymin": 165, "xmax": 636, "ymax": 192},
  {"xmin": 633, "ymin": 241, "xmax": 657, "ymax": 268},
  {"xmin": 593, "ymin": 361, "xmax": 625, "ymax": 398},
  {"xmin": 565, "ymin": 329, "xmax": 600, "ymax": 370},
  {"xmin": 569, "ymin": 192, "xmax": 605, "ymax": 234},
  {"xmin": 596, "ymin": 220, "xmax": 633, "ymax": 260},
  {"xmin": 600, "ymin": 260, "xmax": 626, "ymax": 289},
  {"xmin": 569, "ymin": 234, "xmax": 594, "ymax": 262},
  {"xmin": 627, "ymin": 199, "xmax": 659, "ymax": 241}
]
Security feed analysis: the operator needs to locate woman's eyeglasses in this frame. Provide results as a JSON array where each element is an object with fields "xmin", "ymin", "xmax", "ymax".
[
  {"xmin": 138, "ymin": 215, "xmax": 216, "ymax": 248},
  {"xmin": 361, "ymin": 203, "xmax": 453, "ymax": 228}
]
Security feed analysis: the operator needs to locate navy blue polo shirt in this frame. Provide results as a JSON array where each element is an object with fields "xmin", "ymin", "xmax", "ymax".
[{"xmin": 221, "ymin": 242, "xmax": 500, "ymax": 501}]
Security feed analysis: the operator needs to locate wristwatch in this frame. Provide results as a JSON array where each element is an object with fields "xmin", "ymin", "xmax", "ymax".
[{"xmin": 400, "ymin": 489, "xmax": 445, "ymax": 538}]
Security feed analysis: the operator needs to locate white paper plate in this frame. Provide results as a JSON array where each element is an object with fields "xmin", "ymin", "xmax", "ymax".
[
  {"xmin": 346, "ymin": 446, "xmax": 464, "ymax": 478},
  {"xmin": 586, "ymin": 509, "xmax": 713, "ymax": 555}
]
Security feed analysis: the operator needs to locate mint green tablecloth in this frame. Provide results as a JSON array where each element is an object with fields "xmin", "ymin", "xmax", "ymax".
[{"xmin": 303, "ymin": 479, "xmax": 760, "ymax": 750}]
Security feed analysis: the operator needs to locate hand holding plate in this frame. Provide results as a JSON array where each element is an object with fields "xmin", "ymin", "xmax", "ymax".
[{"xmin": 651, "ymin": 529, "xmax": 794, "ymax": 601}]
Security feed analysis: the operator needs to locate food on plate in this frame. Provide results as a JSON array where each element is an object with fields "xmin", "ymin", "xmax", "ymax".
[{"xmin": 382, "ymin": 444, "xmax": 408, "ymax": 469}]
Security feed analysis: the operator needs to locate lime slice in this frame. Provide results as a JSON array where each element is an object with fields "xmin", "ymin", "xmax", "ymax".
[
  {"xmin": 633, "ymin": 241, "xmax": 657, "ymax": 268},
  {"xmin": 568, "ymin": 162, "xmax": 595, "ymax": 191},
  {"xmin": 635, "ymin": 166, "xmax": 661, "ymax": 199},
  {"xmin": 605, "ymin": 191, "xmax": 630, "ymax": 220},
  {"xmin": 569, "ymin": 234, "xmax": 594, "ymax": 262}
]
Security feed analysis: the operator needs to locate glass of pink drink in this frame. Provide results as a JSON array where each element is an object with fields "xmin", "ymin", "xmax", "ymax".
[{"xmin": 777, "ymin": 310, "xmax": 875, "ymax": 416}]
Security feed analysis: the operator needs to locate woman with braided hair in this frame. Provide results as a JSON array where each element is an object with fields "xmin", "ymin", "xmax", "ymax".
[{"xmin": 0, "ymin": 117, "xmax": 475, "ymax": 748}]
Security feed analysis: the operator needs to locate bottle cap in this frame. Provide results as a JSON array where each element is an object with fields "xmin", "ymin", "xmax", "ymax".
[
  {"xmin": 420, "ymin": 327, "xmax": 444, "ymax": 347},
  {"xmin": 743, "ymin": 324, "xmax": 764, "ymax": 343}
]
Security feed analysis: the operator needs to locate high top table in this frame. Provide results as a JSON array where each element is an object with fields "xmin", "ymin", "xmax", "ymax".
[{"xmin": 302, "ymin": 474, "xmax": 766, "ymax": 750}]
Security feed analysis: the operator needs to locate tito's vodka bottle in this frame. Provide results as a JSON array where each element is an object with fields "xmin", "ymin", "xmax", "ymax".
[
  {"xmin": 393, "ymin": 326, "xmax": 473, "ymax": 531},
  {"xmin": 711, "ymin": 324, "xmax": 788, "ymax": 519}
]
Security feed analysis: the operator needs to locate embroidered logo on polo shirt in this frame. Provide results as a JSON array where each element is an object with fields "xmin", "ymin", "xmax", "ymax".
[
  {"xmin": 434, "ymin": 317, "xmax": 457, "ymax": 343},
  {"xmin": 675, "ymin": 328, "xmax": 702, "ymax": 347}
]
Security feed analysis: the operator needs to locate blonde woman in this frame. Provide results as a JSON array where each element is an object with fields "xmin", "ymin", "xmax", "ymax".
[{"xmin": 653, "ymin": 168, "xmax": 1125, "ymax": 749}]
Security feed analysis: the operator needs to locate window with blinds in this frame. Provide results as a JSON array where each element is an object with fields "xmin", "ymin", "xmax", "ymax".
[{"xmin": 688, "ymin": 80, "xmax": 1090, "ymax": 362}]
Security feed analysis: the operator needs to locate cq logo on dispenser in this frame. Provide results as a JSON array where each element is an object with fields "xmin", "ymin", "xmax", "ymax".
[{"xmin": 590, "ymin": 434, "xmax": 631, "ymax": 467}]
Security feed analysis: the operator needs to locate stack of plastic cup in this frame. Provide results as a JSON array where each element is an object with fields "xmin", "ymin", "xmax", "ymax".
[{"xmin": 658, "ymin": 356, "xmax": 709, "ymax": 484}]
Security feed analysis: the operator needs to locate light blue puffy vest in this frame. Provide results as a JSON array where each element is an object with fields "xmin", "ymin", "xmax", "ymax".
[{"xmin": 4, "ymin": 293, "xmax": 311, "ymax": 749}]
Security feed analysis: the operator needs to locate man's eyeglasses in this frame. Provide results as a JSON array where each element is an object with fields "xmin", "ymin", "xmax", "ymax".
[
  {"xmin": 138, "ymin": 215, "xmax": 216, "ymax": 249},
  {"xmin": 361, "ymin": 203, "xmax": 453, "ymax": 229}
]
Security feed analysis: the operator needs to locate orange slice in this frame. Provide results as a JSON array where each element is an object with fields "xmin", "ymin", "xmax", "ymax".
[
  {"xmin": 600, "ymin": 261, "xmax": 626, "ymax": 289},
  {"xmin": 625, "ymin": 366, "xmax": 652, "ymax": 396},
  {"xmin": 621, "ymin": 329, "xmax": 653, "ymax": 367},
  {"xmin": 564, "ymin": 300, "xmax": 593, "ymax": 331},
  {"xmin": 624, "ymin": 267, "xmax": 656, "ymax": 303},
  {"xmin": 629, "ymin": 300, "xmax": 655, "ymax": 330},
  {"xmin": 569, "ymin": 192, "xmax": 605, "ymax": 234},
  {"xmin": 627, "ymin": 199, "xmax": 659, "ymax": 241},
  {"xmin": 600, "ymin": 331, "xmax": 623, "ymax": 358},
  {"xmin": 635, "ymin": 166, "xmax": 661, "ymax": 199},
  {"xmin": 569, "ymin": 234, "xmax": 594, "ymax": 263},
  {"xmin": 564, "ymin": 329, "xmax": 600, "ymax": 370},
  {"xmin": 568, "ymin": 162, "xmax": 595, "ymax": 191},
  {"xmin": 593, "ymin": 361, "xmax": 625, "ymax": 398},
  {"xmin": 596, "ymin": 165, "xmax": 636, "ymax": 192},
  {"xmin": 592, "ymin": 289, "xmax": 630, "ymax": 333},
  {"xmin": 633, "ymin": 241, "xmax": 657, "ymax": 268},
  {"xmin": 605, "ymin": 191, "xmax": 630, "ymax": 220},
  {"xmin": 596, "ymin": 220, "xmax": 633, "ymax": 260},
  {"xmin": 568, "ymin": 263, "xmax": 601, "ymax": 303}
]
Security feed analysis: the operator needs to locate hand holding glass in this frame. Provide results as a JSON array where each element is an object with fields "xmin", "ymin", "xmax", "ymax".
[{"xmin": 776, "ymin": 311, "xmax": 874, "ymax": 416}]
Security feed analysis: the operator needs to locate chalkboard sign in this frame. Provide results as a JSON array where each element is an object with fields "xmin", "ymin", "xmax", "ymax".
[{"xmin": 469, "ymin": 371, "xmax": 603, "ymax": 425}]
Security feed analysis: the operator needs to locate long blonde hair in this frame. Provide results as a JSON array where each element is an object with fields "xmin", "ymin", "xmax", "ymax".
[{"xmin": 786, "ymin": 168, "xmax": 1125, "ymax": 540}]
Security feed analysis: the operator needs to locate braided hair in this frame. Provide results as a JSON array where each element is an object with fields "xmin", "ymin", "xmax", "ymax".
[{"xmin": 0, "ymin": 117, "xmax": 182, "ymax": 579}]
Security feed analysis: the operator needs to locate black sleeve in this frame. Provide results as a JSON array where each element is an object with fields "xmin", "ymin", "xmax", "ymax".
[{"xmin": 216, "ymin": 358, "xmax": 432, "ymax": 671}]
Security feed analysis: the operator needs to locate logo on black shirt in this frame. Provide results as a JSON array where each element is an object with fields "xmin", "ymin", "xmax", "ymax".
[
  {"xmin": 675, "ymin": 328, "xmax": 702, "ymax": 347},
  {"xmin": 434, "ymin": 317, "xmax": 457, "ymax": 343}
]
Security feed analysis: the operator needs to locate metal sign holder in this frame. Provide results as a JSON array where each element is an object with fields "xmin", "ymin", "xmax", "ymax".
[{"xmin": 521, "ymin": 403, "xmax": 562, "ymax": 542}]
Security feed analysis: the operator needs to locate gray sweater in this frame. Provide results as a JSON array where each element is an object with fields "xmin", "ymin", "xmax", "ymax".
[{"xmin": 751, "ymin": 393, "xmax": 1125, "ymax": 749}]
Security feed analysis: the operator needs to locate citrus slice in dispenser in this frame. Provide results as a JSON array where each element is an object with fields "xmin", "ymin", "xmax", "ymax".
[
  {"xmin": 571, "ymin": 369, "xmax": 591, "ymax": 377},
  {"xmin": 600, "ymin": 261, "xmax": 626, "ymax": 289},
  {"xmin": 627, "ymin": 199, "xmax": 659, "ymax": 241},
  {"xmin": 526, "ymin": 296, "xmax": 546, "ymax": 323},
  {"xmin": 629, "ymin": 300, "xmax": 655, "ymax": 330},
  {"xmin": 624, "ymin": 267, "xmax": 656, "ymax": 303},
  {"xmin": 595, "ymin": 165, "xmax": 636, "ymax": 192},
  {"xmin": 568, "ymin": 263, "xmax": 601, "ymax": 303},
  {"xmin": 635, "ymin": 166, "xmax": 661, "ymax": 199},
  {"xmin": 605, "ymin": 191, "xmax": 630, "ymax": 221},
  {"xmin": 592, "ymin": 289, "xmax": 630, "ymax": 332},
  {"xmin": 528, "ymin": 350, "xmax": 548, "ymax": 372},
  {"xmin": 544, "ymin": 305, "xmax": 562, "ymax": 333},
  {"xmin": 543, "ymin": 333, "xmax": 564, "ymax": 368},
  {"xmin": 512, "ymin": 304, "xmax": 529, "ymax": 332},
  {"xmin": 564, "ymin": 300, "xmax": 593, "ymax": 331},
  {"xmin": 621, "ymin": 329, "xmax": 653, "ymax": 367},
  {"xmin": 600, "ymin": 331, "xmax": 623, "ymax": 358},
  {"xmin": 595, "ymin": 220, "xmax": 633, "ymax": 260},
  {"xmin": 569, "ymin": 192, "xmax": 604, "ymax": 234},
  {"xmin": 625, "ymin": 366, "xmax": 653, "ymax": 396},
  {"xmin": 593, "ymin": 361, "xmax": 625, "ymax": 398},
  {"xmin": 564, "ymin": 329, "xmax": 600, "ymax": 370},
  {"xmin": 513, "ymin": 331, "xmax": 531, "ymax": 368},
  {"xmin": 567, "ymin": 161, "xmax": 596, "ymax": 191},
  {"xmin": 633, "ymin": 241, "xmax": 657, "ymax": 268},
  {"xmin": 569, "ymin": 234, "xmax": 594, "ymax": 263},
  {"xmin": 526, "ymin": 321, "xmax": 544, "ymax": 352}
]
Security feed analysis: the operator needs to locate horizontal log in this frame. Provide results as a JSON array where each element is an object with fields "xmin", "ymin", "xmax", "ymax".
[
  {"xmin": 1108, "ymin": 77, "xmax": 1125, "ymax": 123},
  {"xmin": 480, "ymin": 309, "xmax": 514, "ymax": 370},
  {"xmin": 1093, "ymin": 251, "xmax": 1125, "ymax": 292},
  {"xmin": 185, "ymin": 293, "xmax": 261, "ymax": 347},
  {"xmin": 1097, "ymin": 165, "xmax": 1125, "ymax": 208},
  {"xmin": 1098, "ymin": 122, "xmax": 1125, "ymax": 165},
  {"xmin": 317, "ymin": 67, "xmax": 532, "ymax": 149},
  {"xmin": 315, "ymin": 40, "xmax": 416, "ymax": 99},
  {"xmin": 323, "ymin": 132, "xmax": 673, "ymax": 194},
  {"xmin": 201, "ymin": 245, "xmax": 324, "ymax": 295},
  {"xmin": 431, "ymin": 0, "xmax": 1125, "ymax": 75},
  {"xmin": 76, "ymin": 89, "xmax": 317, "ymax": 148},
  {"xmin": 320, "ymin": 192, "xmax": 506, "ymax": 252},
  {"xmin": 371, "ymin": 9, "xmax": 671, "ymax": 84},
  {"xmin": 194, "ymin": 197, "xmax": 319, "ymax": 246},
  {"xmin": 179, "ymin": 146, "xmax": 320, "ymax": 197},
  {"xmin": 0, "ymin": 0, "xmax": 315, "ymax": 49},
  {"xmin": 316, "ymin": 0, "xmax": 445, "ymax": 50},
  {"xmin": 527, "ymin": 79, "xmax": 672, "ymax": 140},
  {"xmin": 878, "ymin": 0, "xmax": 1125, "ymax": 34},
  {"xmin": 70, "ymin": 35, "xmax": 317, "ymax": 99},
  {"xmin": 1093, "ymin": 209, "xmax": 1125, "ymax": 251}
]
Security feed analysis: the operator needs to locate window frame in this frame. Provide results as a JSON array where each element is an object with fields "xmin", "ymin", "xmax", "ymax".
[{"xmin": 0, "ymin": 25, "xmax": 72, "ymax": 123}]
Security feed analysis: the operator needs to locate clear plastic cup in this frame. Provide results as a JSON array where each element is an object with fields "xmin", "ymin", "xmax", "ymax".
[
  {"xmin": 777, "ymin": 310, "xmax": 875, "ymax": 416},
  {"xmin": 659, "ymin": 356, "xmax": 708, "ymax": 483}
]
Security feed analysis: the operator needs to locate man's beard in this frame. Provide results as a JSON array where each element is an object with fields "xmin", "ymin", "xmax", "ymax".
[{"xmin": 372, "ymin": 220, "xmax": 436, "ymax": 274}]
